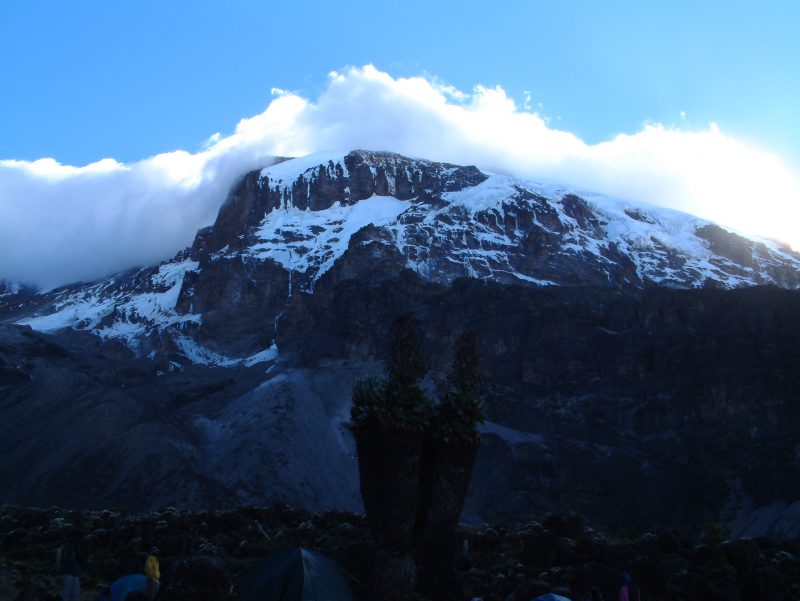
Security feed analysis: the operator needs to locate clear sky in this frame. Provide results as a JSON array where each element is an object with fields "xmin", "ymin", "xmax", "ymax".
[{"xmin": 1, "ymin": 0, "xmax": 799, "ymax": 168}]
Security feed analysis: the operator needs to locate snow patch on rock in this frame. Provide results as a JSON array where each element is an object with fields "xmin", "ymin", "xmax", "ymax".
[
  {"xmin": 246, "ymin": 194, "xmax": 412, "ymax": 282},
  {"xmin": 174, "ymin": 336, "xmax": 279, "ymax": 368},
  {"xmin": 18, "ymin": 259, "xmax": 201, "ymax": 342}
]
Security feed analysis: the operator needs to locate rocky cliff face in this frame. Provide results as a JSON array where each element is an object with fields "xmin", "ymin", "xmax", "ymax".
[
  {"xmin": 274, "ymin": 266, "xmax": 800, "ymax": 534},
  {"xmin": 1, "ymin": 150, "xmax": 800, "ymax": 537},
  {"xmin": 7, "ymin": 150, "xmax": 799, "ymax": 362}
]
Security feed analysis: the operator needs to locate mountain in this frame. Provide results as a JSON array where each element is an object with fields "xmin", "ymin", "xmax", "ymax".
[{"xmin": 2, "ymin": 150, "xmax": 800, "ymax": 537}]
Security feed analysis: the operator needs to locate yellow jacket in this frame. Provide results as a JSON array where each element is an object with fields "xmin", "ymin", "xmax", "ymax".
[{"xmin": 145, "ymin": 555, "xmax": 160, "ymax": 581}]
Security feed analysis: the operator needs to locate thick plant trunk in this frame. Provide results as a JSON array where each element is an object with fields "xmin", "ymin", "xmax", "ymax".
[
  {"xmin": 354, "ymin": 428, "xmax": 424, "ymax": 599},
  {"xmin": 373, "ymin": 549, "xmax": 417, "ymax": 601},
  {"xmin": 416, "ymin": 440, "xmax": 479, "ymax": 600},
  {"xmin": 354, "ymin": 427, "xmax": 384, "ymax": 535}
]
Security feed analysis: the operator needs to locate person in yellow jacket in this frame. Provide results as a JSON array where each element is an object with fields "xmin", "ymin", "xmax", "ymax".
[{"xmin": 144, "ymin": 552, "xmax": 160, "ymax": 600}]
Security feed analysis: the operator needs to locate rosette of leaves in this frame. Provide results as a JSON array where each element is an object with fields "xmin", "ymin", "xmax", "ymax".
[
  {"xmin": 351, "ymin": 376, "xmax": 433, "ymax": 432},
  {"xmin": 351, "ymin": 376, "xmax": 385, "ymax": 429},
  {"xmin": 433, "ymin": 390, "xmax": 484, "ymax": 445},
  {"xmin": 433, "ymin": 331, "xmax": 485, "ymax": 445},
  {"xmin": 350, "ymin": 316, "xmax": 433, "ymax": 432}
]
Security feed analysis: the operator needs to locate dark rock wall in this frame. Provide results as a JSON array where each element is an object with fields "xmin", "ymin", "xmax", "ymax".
[
  {"xmin": 176, "ymin": 257, "xmax": 289, "ymax": 355},
  {"xmin": 276, "ymin": 265, "xmax": 800, "ymax": 532},
  {"xmin": 201, "ymin": 150, "xmax": 487, "ymax": 255}
]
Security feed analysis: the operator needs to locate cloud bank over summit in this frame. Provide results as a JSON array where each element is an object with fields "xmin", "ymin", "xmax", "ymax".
[{"xmin": 2, "ymin": 65, "xmax": 799, "ymax": 289}]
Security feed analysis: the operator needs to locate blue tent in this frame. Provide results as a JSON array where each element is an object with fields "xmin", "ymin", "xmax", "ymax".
[
  {"xmin": 95, "ymin": 574, "xmax": 149, "ymax": 601},
  {"xmin": 532, "ymin": 594, "xmax": 572, "ymax": 601},
  {"xmin": 234, "ymin": 547, "xmax": 355, "ymax": 601}
]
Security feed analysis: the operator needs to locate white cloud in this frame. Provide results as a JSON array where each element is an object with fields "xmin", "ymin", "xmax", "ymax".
[{"xmin": 1, "ymin": 64, "xmax": 799, "ymax": 289}]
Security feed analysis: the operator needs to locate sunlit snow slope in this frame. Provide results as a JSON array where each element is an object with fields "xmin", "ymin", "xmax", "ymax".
[{"xmin": 3, "ymin": 150, "xmax": 799, "ymax": 367}]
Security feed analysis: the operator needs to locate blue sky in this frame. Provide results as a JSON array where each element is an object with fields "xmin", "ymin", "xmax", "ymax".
[
  {"xmin": 1, "ymin": 0, "xmax": 799, "ymax": 167},
  {"xmin": 2, "ymin": 1, "xmax": 800, "ymax": 287}
]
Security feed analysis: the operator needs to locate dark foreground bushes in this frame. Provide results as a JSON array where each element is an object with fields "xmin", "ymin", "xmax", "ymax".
[{"xmin": 2, "ymin": 504, "xmax": 799, "ymax": 600}]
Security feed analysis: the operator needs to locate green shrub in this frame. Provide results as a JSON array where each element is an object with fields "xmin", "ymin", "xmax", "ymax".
[{"xmin": 701, "ymin": 522, "xmax": 730, "ymax": 545}]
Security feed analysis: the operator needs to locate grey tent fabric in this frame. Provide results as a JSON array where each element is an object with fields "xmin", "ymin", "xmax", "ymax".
[{"xmin": 234, "ymin": 547, "xmax": 355, "ymax": 601}]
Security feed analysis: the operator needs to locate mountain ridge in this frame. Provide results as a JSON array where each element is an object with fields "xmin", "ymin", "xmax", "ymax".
[
  {"xmin": 3, "ymin": 149, "xmax": 799, "ymax": 365},
  {"xmin": 2, "ymin": 150, "xmax": 800, "ymax": 538}
]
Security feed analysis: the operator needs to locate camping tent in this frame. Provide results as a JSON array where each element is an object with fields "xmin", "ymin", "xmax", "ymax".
[
  {"xmin": 234, "ymin": 547, "xmax": 355, "ymax": 601},
  {"xmin": 95, "ymin": 574, "xmax": 149, "ymax": 601}
]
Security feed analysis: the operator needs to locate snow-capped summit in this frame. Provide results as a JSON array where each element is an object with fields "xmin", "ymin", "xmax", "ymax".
[
  {"xmin": 198, "ymin": 149, "xmax": 800, "ymax": 291},
  {"xmin": 3, "ymin": 150, "xmax": 799, "ymax": 365}
]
